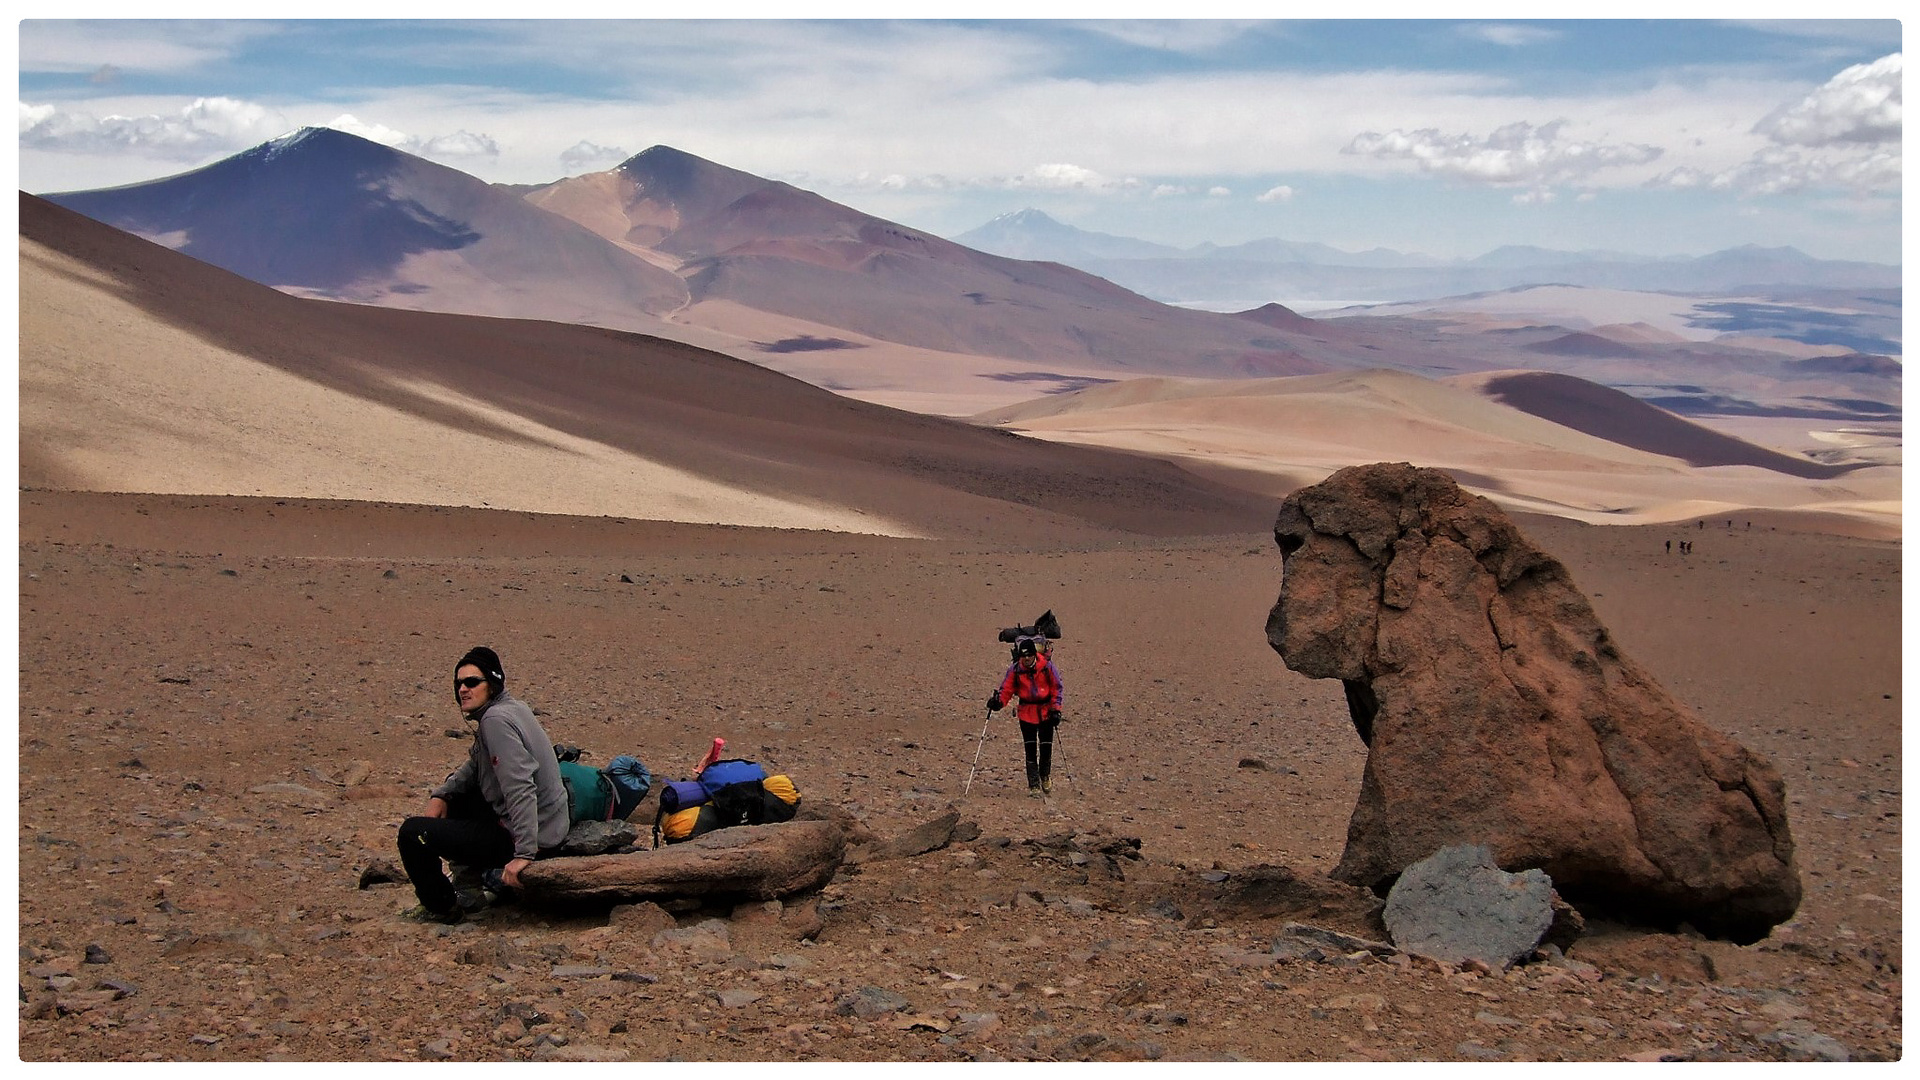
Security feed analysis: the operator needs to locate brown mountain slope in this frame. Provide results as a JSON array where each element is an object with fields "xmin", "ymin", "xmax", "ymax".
[
  {"xmin": 18, "ymin": 192, "xmax": 1273, "ymax": 539},
  {"xmin": 525, "ymin": 146, "xmax": 1340, "ymax": 376}
]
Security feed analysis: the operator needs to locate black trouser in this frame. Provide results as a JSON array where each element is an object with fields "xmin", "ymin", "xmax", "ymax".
[
  {"xmin": 397, "ymin": 790, "xmax": 514, "ymax": 915},
  {"xmin": 1020, "ymin": 718, "xmax": 1058, "ymax": 786}
]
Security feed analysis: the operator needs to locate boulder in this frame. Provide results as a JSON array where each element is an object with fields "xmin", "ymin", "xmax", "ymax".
[
  {"xmin": 1382, "ymin": 844, "xmax": 1554, "ymax": 969},
  {"xmin": 519, "ymin": 819, "xmax": 844, "ymax": 906},
  {"xmin": 1266, "ymin": 463, "xmax": 1799, "ymax": 942}
]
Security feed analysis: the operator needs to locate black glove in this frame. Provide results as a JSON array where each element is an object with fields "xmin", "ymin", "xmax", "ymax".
[
  {"xmin": 1047, "ymin": 708, "xmax": 1063, "ymax": 725},
  {"xmin": 987, "ymin": 695, "xmax": 1003, "ymax": 712}
]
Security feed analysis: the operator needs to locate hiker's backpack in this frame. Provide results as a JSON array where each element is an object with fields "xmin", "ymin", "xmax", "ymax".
[
  {"xmin": 998, "ymin": 610, "xmax": 1061, "ymax": 658},
  {"xmin": 553, "ymin": 749, "xmax": 653, "ymax": 824},
  {"xmin": 654, "ymin": 759, "xmax": 801, "ymax": 845}
]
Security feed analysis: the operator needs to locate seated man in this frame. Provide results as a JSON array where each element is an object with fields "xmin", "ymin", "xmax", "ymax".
[{"xmin": 396, "ymin": 646, "xmax": 569, "ymax": 923}]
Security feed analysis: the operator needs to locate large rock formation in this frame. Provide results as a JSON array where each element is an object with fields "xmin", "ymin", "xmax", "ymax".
[
  {"xmin": 1266, "ymin": 463, "xmax": 1800, "ymax": 942},
  {"xmin": 519, "ymin": 819, "xmax": 844, "ymax": 906}
]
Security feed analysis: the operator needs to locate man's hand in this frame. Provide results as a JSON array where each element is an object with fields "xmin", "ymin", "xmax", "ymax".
[
  {"xmin": 987, "ymin": 695, "xmax": 1003, "ymax": 712},
  {"xmin": 1047, "ymin": 708, "xmax": 1064, "ymax": 725},
  {"xmin": 424, "ymin": 797, "xmax": 449, "ymax": 819},
  {"xmin": 501, "ymin": 858, "xmax": 532, "ymax": 889}
]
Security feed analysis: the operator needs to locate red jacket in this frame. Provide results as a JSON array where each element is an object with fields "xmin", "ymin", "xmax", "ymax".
[{"xmin": 996, "ymin": 659, "xmax": 1061, "ymax": 726}]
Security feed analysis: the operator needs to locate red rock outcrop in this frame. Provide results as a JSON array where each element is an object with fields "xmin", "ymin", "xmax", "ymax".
[{"xmin": 1266, "ymin": 462, "xmax": 1800, "ymax": 942}]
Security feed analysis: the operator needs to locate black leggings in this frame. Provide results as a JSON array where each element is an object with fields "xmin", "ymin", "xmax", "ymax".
[
  {"xmin": 1020, "ymin": 719, "xmax": 1059, "ymax": 779},
  {"xmin": 396, "ymin": 790, "xmax": 514, "ymax": 915}
]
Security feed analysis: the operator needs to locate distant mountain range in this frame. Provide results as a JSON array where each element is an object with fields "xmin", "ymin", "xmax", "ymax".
[
  {"xmin": 953, "ymin": 209, "xmax": 1902, "ymax": 305},
  {"xmin": 34, "ymin": 129, "xmax": 1899, "ymax": 422}
]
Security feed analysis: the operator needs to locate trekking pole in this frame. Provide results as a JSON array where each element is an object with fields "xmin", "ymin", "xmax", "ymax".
[{"xmin": 962, "ymin": 708, "xmax": 993, "ymax": 798}]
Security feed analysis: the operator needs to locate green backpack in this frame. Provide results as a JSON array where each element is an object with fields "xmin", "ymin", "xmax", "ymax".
[{"xmin": 557, "ymin": 760, "xmax": 616, "ymax": 823}]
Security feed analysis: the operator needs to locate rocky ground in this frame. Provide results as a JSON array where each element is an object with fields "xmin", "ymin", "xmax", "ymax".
[{"xmin": 16, "ymin": 491, "xmax": 1902, "ymax": 1061}]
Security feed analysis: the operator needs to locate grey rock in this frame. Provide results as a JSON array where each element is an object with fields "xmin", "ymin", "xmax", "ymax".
[
  {"xmin": 420, "ymin": 1040, "xmax": 453, "ymax": 1060},
  {"xmin": 82, "ymin": 944, "xmax": 110, "ymax": 965},
  {"xmin": 557, "ymin": 819, "xmax": 639, "ymax": 856},
  {"xmin": 549, "ymin": 965, "xmax": 612, "ymax": 978},
  {"xmin": 1384, "ymin": 844, "xmax": 1553, "ymax": 970},
  {"xmin": 716, "ymin": 988, "xmax": 763, "ymax": 1008},
  {"xmin": 837, "ymin": 985, "xmax": 911, "ymax": 1019},
  {"xmin": 1760, "ymin": 1024, "xmax": 1850, "ymax": 1062}
]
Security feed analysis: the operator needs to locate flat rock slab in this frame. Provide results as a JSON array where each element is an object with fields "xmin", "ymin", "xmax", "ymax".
[
  {"xmin": 519, "ymin": 819, "xmax": 844, "ymax": 905},
  {"xmin": 1383, "ymin": 844, "xmax": 1554, "ymax": 970}
]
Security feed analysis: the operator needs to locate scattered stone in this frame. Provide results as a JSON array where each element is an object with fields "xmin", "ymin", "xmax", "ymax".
[
  {"xmin": 851, "ymin": 810, "xmax": 963, "ymax": 863},
  {"xmin": 716, "ymin": 988, "xmax": 763, "ymax": 1008},
  {"xmin": 1760, "ymin": 1024, "xmax": 1850, "ymax": 1062},
  {"xmin": 530, "ymin": 1043, "xmax": 628, "ymax": 1062},
  {"xmin": 837, "ymin": 985, "xmax": 911, "ymax": 1019},
  {"xmin": 608, "ymin": 901, "xmax": 676, "ymax": 937},
  {"xmin": 550, "ymin": 965, "xmax": 612, "ymax": 978},
  {"xmin": 1383, "ymin": 845, "xmax": 1554, "ymax": 970},
  {"xmin": 358, "ymin": 860, "xmax": 409, "ymax": 888},
  {"xmin": 1198, "ymin": 865, "xmax": 1384, "ymax": 933},
  {"xmin": 520, "ymin": 820, "xmax": 844, "ymax": 905},
  {"xmin": 247, "ymin": 782, "xmax": 329, "ymax": 801},
  {"xmin": 1276, "ymin": 922, "xmax": 1397, "ymax": 957},
  {"xmin": 420, "ymin": 1040, "xmax": 453, "ymax": 1060},
  {"xmin": 1455, "ymin": 1041, "xmax": 1503, "ymax": 1060},
  {"xmin": 339, "ymin": 760, "xmax": 373, "ymax": 787},
  {"xmin": 82, "ymin": 944, "xmax": 110, "ymax": 965},
  {"xmin": 1267, "ymin": 463, "xmax": 1801, "ymax": 942},
  {"xmin": 382, "ymin": 569, "xmax": 398, "ymax": 579},
  {"xmin": 1237, "ymin": 757, "xmax": 1268, "ymax": 770},
  {"xmin": 651, "ymin": 918, "xmax": 732, "ymax": 963}
]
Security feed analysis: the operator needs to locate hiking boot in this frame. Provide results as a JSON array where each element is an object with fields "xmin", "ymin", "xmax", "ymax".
[
  {"xmin": 1041, "ymin": 776, "xmax": 1053, "ymax": 794},
  {"xmin": 448, "ymin": 864, "xmax": 484, "ymax": 891},
  {"xmin": 399, "ymin": 903, "xmax": 464, "ymax": 925},
  {"xmin": 453, "ymin": 887, "xmax": 496, "ymax": 914}
]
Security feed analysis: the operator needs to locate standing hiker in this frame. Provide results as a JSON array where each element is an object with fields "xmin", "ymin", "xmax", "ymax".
[
  {"xmin": 396, "ymin": 646, "xmax": 569, "ymax": 923},
  {"xmin": 988, "ymin": 637, "xmax": 1065, "ymax": 794}
]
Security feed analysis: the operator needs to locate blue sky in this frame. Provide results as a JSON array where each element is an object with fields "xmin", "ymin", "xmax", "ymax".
[{"xmin": 13, "ymin": 15, "xmax": 1906, "ymax": 263}]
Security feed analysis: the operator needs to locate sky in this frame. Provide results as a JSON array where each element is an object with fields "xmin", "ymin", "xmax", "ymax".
[{"xmin": 11, "ymin": 12, "xmax": 1908, "ymax": 263}]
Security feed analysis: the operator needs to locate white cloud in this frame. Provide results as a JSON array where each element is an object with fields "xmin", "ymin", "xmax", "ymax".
[
  {"xmin": 418, "ymin": 130, "xmax": 500, "ymax": 160},
  {"xmin": 1344, "ymin": 120, "xmax": 1663, "ymax": 189},
  {"xmin": 19, "ymin": 95, "xmax": 287, "ymax": 159},
  {"xmin": 1512, "ymin": 189, "xmax": 1557, "ymax": 205},
  {"xmin": 1023, "ymin": 163, "xmax": 1112, "ymax": 190},
  {"xmin": 1754, "ymin": 52, "xmax": 1900, "ymax": 147},
  {"xmin": 325, "ymin": 113, "xmax": 497, "ymax": 163},
  {"xmin": 1461, "ymin": 24, "xmax": 1560, "ymax": 48},
  {"xmin": 1648, "ymin": 54, "xmax": 1902, "ymax": 197},
  {"xmin": 1150, "ymin": 184, "xmax": 1187, "ymax": 197},
  {"xmin": 1256, "ymin": 184, "xmax": 1294, "ymax": 203},
  {"xmin": 560, "ymin": 140, "xmax": 629, "ymax": 172},
  {"xmin": 1207, "ymin": 186, "xmax": 1231, "ymax": 197},
  {"xmin": 1651, "ymin": 145, "xmax": 1900, "ymax": 196},
  {"xmin": 326, "ymin": 113, "xmax": 410, "ymax": 147}
]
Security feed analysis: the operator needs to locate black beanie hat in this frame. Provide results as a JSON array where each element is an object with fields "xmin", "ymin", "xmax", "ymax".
[{"xmin": 457, "ymin": 646, "xmax": 505, "ymax": 697}]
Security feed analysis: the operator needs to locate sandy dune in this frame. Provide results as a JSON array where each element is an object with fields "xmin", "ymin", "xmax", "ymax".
[{"xmin": 971, "ymin": 370, "xmax": 1901, "ymax": 536}]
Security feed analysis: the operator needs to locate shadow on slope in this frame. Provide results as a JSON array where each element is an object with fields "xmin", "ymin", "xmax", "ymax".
[{"xmin": 1469, "ymin": 371, "xmax": 1860, "ymax": 479}]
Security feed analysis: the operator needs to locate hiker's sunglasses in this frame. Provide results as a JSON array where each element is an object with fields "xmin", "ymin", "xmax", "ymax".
[{"xmin": 455, "ymin": 676, "xmax": 488, "ymax": 689}]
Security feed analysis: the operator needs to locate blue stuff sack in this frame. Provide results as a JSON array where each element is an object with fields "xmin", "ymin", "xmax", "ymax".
[
  {"xmin": 697, "ymin": 759, "xmax": 767, "ymax": 795},
  {"xmin": 605, "ymin": 755, "xmax": 653, "ymax": 821}
]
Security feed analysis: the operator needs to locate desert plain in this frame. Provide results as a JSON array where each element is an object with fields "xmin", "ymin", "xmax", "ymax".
[{"xmin": 15, "ymin": 187, "xmax": 1904, "ymax": 1062}]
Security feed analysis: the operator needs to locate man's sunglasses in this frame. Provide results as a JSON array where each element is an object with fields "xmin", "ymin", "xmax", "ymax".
[{"xmin": 455, "ymin": 676, "xmax": 488, "ymax": 690}]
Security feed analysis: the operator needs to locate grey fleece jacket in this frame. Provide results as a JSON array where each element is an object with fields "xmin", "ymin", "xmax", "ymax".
[{"xmin": 431, "ymin": 692, "xmax": 570, "ymax": 860}]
